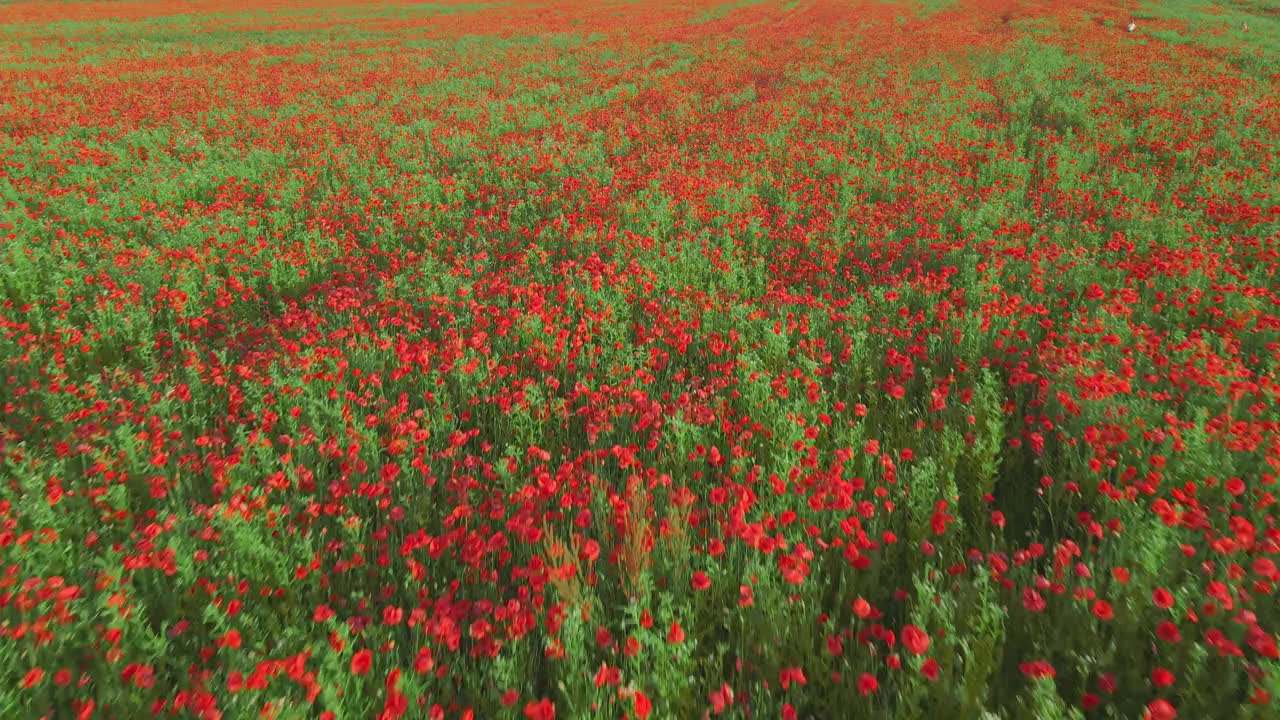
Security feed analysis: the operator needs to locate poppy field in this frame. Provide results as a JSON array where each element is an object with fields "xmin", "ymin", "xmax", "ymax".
[{"xmin": 1, "ymin": 0, "xmax": 1278, "ymax": 718}]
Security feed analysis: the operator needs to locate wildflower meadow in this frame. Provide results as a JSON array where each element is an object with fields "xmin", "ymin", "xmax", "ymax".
[{"xmin": 0, "ymin": 0, "xmax": 1277, "ymax": 718}]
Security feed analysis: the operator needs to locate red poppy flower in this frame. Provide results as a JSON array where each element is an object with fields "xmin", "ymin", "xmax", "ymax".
[
  {"xmin": 594, "ymin": 664, "xmax": 620, "ymax": 688},
  {"xmin": 132, "ymin": 665, "xmax": 154, "ymax": 689},
  {"xmin": 622, "ymin": 636, "xmax": 640, "ymax": 657},
  {"xmin": 632, "ymin": 690, "xmax": 652, "ymax": 719},
  {"xmin": 595, "ymin": 627, "xmax": 613, "ymax": 648},
  {"xmin": 524, "ymin": 699, "xmax": 556, "ymax": 720},
  {"xmin": 779, "ymin": 667, "xmax": 807, "ymax": 690},
  {"xmin": 827, "ymin": 634, "xmax": 843, "ymax": 656},
  {"xmin": 1020, "ymin": 661, "xmax": 1056, "ymax": 679},
  {"xmin": 1092, "ymin": 600, "xmax": 1114, "ymax": 621},
  {"xmin": 1156, "ymin": 621, "xmax": 1181, "ymax": 643},
  {"xmin": 351, "ymin": 649, "xmax": 372, "ymax": 676},
  {"xmin": 709, "ymin": 684, "xmax": 734, "ymax": 714},
  {"xmin": 901, "ymin": 625, "xmax": 930, "ymax": 655},
  {"xmin": 853, "ymin": 597, "xmax": 872, "ymax": 618},
  {"xmin": 414, "ymin": 647, "xmax": 434, "ymax": 674},
  {"xmin": 383, "ymin": 606, "xmax": 403, "ymax": 625},
  {"xmin": 1145, "ymin": 699, "xmax": 1177, "ymax": 720},
  {"xmin": 857, "ymin": 672, "xmax": 878, "ymax": 696}
]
